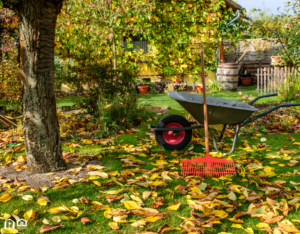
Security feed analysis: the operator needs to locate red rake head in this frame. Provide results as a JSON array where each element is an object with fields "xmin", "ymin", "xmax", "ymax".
[{"xmin": 181, "ymin": 156, "xmax": 236, "ymax": 178}]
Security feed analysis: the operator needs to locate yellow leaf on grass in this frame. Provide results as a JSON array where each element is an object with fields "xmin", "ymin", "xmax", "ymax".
[
  {"xmin": 0, "ymin": 194, "xmax": 12, "ymax": 202},
  {"xmin": 231, "ymin": 224, "xmax": 243, "ymax": 229},
  {"xmin": 124, "ymin": 200, "xmax": 142, "ymax": 210},
  {"xmin": 13, "ymin": 210, "xmax": 19, "ymax": 215},
  {"xmin": 0, "ymin": 227, "xmax": 18, "ymax": 233},
  {"xmin": 16, "ymin": 155, "xmax": 26, "ymax": 163},
  {"xmin": 228, "ymin": 218, "xmax": 244, "ymax": 223},
  {"xmin": 190, "ymin": 187, "xmax": 202, "ymax": 195},
  {"xmin": 143, "ymin": 216, "xmax": 161, "ymax": 222},
  {"xmin": 52, "ymin": 216, "xmax": 61, "ymax": 223},
  {"xmin": 81, "ymin": 139, "xmax": 93, "ymax": 145},
  {"xmin": 270, "ymin": 161, "xmax": 279, "ymax": 164},
  {"xmin": 264, "ymin": 166, "xmax": 277, "ymax": 177},
  {"xmin": 2, "ymin": 213, "xmax": 11, "ymax": 220},
  {"xmin": 37, "ymin": 199, "xmax": 48, "ymax": 206},
  {"xmin": 211, "ymin": 210, "xmax": 228, "ymax": 219},
  {"xmin": 256, "ymin": 223, "xmax": 270, "ymax": 228},
  {"xmin": 88, "ymin": 176, "xmax": 100, "ymax": 180},
  {"xmin": 91, "ymin": 181, "xmax": 101, "ymax": 187},
  {"xmin": 5, "ymin": 156, "xmax": 12, "ymax": 163},
  {"xmin": 61, "ymin": 211, "xmax": 83, "ymax": 220},
  {"xmin": 293, "ymin": 142, "xmax": 300, "ymax": 145},
  {"xmin": 217, "ymin": 195, "xmax": 228, "ymax": 199},
  {"xmin": 151, "ymin": 181, "xmax": 167, "ymax": 187},
  {"xmin": 48, "ymin": 206, "xmax": 69, "ymax": 214},
  {"xmin": 104, "ymin": 209, "xmax": 113, "ymax": 219},
  {"xmin": 24, "ymin": 209, "xmax": 33, "ymax": 221},
  {"xmin": 244, "ymin": 227, "xmax": 254, "ymax": 233},
  {"xmin": 22, "ymin": 195, "xmax": 33, "ymax": 201},
  {"xmin": 228, "ymin": 192, "xmax": 236, "ymax": 201},
  {"xmin": 150, "ymin": 173, "xmax": 160, "ymax": 181},
  {"xmin": 167, "ymin": 202, "xmax": 180, "ymax": 211},
  {"xmin": 131, "ymin": 220, "xmax": 147, "ymax": 228},
  {"xmin": 109, "ymin": 222, "xmax": 119, "ymax": 230}
]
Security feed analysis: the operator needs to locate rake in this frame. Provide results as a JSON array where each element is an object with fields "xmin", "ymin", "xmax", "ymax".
[{"xmin": 181, "ymin": 43, "xmax": 236, "ymax": 178}]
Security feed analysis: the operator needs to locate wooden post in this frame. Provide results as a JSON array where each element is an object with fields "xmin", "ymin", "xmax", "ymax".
[
  {"xmin": 264, "ymin": 67, "xmax": 267, "ymax": 94},
  {"xmin": 267, "ymin": 67, "xmax": 270, "ymax": 93},
  {"xmin": 260, "ymin": 68, "xmax": 262, "ymax": 95},
  {"xmin": 256, "ymin": 68, "xmax": 259, "ymax": 95},
  {"xmin": 201, "ymin": 43, "xmax": 209, "ymax": 156}
]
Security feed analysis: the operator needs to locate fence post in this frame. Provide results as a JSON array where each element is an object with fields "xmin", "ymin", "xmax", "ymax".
[
  {"xmin": 274, "ymin": 67, "xmax": 278, "ymax": 92},
  {"xmin": 257, "ymin": 68, "xmax": 259, "ymax": 95},
  {"xmin": 260, "ymin": 67, "xmax": 263, "ymax": 95},
  {"xmin": 264, "ymin": 67, "xmax": 267, "ymax": 95},
  {"xmin": 267, "ymin": 67, "xmax": 270, "ymax": 94}
]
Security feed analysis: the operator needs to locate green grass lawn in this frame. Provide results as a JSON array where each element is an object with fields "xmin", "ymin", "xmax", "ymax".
[
  {"xmin": 1, "ymin": 95, "xmax": 300, "ymax": 233},
  {"xmin": 55, "ymin": 85, "xmax": 279, "ymax": 109}
]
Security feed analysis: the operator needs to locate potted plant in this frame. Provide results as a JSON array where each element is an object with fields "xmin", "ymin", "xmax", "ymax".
[
  {"xmin": 191, "ymin": 74, "xmax": 208, "ymax": 93},
  {"xmin": 196, "ymin": 85, "xmax": 203, "ymax": 93},
  {"xmin": 240, "ymin": 73, "xmax": 253, "ymax": 86},
  {"xmin": 136, "ymin": 80, "xmax": 150, "ymax": 94}
]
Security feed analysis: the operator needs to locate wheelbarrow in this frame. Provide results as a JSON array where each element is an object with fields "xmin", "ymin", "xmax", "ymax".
[{"xmin": 150, "ymin": 91, "xmax": 300, "ymax": 155}]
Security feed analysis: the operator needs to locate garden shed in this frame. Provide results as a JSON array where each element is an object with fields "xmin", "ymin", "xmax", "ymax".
[{"xmin": 132, "ymin": 0, "xmax": 244, "ymax": 88}]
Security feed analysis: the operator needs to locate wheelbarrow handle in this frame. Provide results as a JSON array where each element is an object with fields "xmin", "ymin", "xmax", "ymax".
[
  {"xmin": 241, "ymin": 102, "xmax": 300, "ymax": 127},
  {"xmin": 248, "ymin": 93, "xmax": 278, "ymax": 105}
]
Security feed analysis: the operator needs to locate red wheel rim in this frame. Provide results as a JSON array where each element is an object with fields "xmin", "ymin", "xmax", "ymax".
[{"xmin": 163, "ymin": 123, "xmax": 185, "ymax": 145}]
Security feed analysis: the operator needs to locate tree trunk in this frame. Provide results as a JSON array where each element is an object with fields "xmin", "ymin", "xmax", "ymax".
[
  {"xmin": 3, "ymin": 0, "xmax": 66, "ymax": 173},
  {"xmin": 192, "ymin": 82, "xmax": 196, "ymax": 92}
]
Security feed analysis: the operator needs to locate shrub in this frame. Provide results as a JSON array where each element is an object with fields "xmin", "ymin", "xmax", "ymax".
[
  {"xmin": 76, "ymin": 64, "xmax": 138, "ymax": 116},
  {"xmin": 278, "ymin": 70, "xmax": 300, "ymax": 103},
  {"xmin": 208, "ymin": 80, "xmax": 223, "ymax": 93},
  {"xmin": 95, "ymin": 93, "xmax": 153, "ymax": 135}
]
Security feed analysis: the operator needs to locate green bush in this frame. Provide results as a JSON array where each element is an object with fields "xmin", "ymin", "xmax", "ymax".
[
  {"xmin": 77, "ymin": 65, "xmax": 137, "ymax": 115},
  {"xmin": 208, "ymin": 80, "xmax": 223, "ymax": 93},
  {"xmin": 278, "ymin": 69, "xmax": 300, "ymax": 103},
  {"xmin": 95, "ymin": 93, "xmax": 153, "ymax": 135}
]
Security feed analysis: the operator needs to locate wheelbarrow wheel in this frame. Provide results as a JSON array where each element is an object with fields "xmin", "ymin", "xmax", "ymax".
[{"xmin": 155, "ymin": 114, "xmax": 192, "ymax": 151}]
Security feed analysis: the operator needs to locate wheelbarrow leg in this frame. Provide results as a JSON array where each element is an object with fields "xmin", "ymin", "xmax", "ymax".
[
  {"xmin": 218, "ymin": 124, "xmax": 227, "ymax": 142},
  {"xmin": 208, "ymin": 127, "xmax": 219, "ymax": 152},
  {"xmin": 225, "ymin": 124, "xmax": 240, "ymax": 156}
]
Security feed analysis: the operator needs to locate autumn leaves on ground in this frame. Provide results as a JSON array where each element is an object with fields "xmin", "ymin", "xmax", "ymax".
[{"xmin": 1, "ymin": 100, "xmax": 300, "ymax": 234}]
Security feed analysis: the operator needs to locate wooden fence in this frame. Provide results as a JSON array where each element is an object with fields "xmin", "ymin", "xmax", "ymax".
[{"xmin": 256, "ymin": 67, "xmax": 299, "ymax": 95}]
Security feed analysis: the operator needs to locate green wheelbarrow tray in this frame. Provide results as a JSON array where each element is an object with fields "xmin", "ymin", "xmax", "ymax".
[
  {"xmin": 151, "ymin": 92, "xmax": 300, "ymax": 155},
  {"xmin": 168, "ymin": 91, "xmax": 258, "ymax": 125}
]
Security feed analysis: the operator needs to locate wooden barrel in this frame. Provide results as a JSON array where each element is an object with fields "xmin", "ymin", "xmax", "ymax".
[{"xmin": 217, "ymin": 63, "xmax": 239, "ymax": 91}]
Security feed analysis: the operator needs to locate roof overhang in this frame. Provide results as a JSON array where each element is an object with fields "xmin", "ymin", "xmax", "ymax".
[{"xmin": 224, "ymin": 0, "xmax": 242, "ymax": 10}]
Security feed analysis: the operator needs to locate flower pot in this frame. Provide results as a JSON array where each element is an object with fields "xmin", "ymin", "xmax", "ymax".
[
  {"xmin": 196, "ymin": 86, "xmax": 203, "ymax": 93},
  {"xmin": 136, "ymin": 85, "xmax": 149, "ymax": 94},
  {"xmin": 240, "ymin": 77, "xmax": 253, "ymax": 86},
  {"xmin": 271, "ymin": 56, "xmax": 286, "ymax": 66}
]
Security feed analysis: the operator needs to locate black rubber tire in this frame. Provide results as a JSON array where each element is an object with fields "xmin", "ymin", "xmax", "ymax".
[{"xmin": 155, "ymin": 114, "xmax": 192, "ymax": 150}]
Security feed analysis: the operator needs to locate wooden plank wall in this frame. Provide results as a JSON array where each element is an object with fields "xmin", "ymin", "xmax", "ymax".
[{"xmin": 223, "ymin": 39, "xmax": 283, "ymax": 80}]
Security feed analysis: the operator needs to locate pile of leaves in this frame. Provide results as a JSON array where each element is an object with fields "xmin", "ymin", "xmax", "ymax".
[
  {"xmin": 1, "ymin": 132, "xmax": 300, "ymax": 233},
  {"xmin": 2, "ymin": 106, "xmax": 300, "ymax": 233}
]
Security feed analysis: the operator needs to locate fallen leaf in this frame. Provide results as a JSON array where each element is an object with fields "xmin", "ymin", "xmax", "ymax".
[
  {"xmin": 131, "ymin": 220, "xmax": 147, "ymax": 228},
  {"xmin": 124, "ymin": 200, "xmax": 142, "ymax": 210},
  {"xmin": 108, "ymin": 222, "xmax": 119, "ymax": 230},
  {"xmin": 0, "ymin": 194, "xmax": 12, "ymax": 203},
  {"xmin": 167, "ymin": 202, "xmax": 180, "ymax": 211},
  {"xmin": 81, "ymin": 217, "xmax": 92, "ymax": 225},
  {"xmin": 40, "ymin": 224, "xmax": 64, "ymax": 233}
]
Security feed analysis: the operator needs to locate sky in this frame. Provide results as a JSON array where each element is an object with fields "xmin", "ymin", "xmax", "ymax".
[{"xmin": 236, "ymin": 0, "xmax": 286, "ymax": 15}]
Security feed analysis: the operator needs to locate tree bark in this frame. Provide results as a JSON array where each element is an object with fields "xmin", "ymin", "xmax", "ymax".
[{"xmin": 2, "ymin": 0, "xmax": 66, "ymax": 173}]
